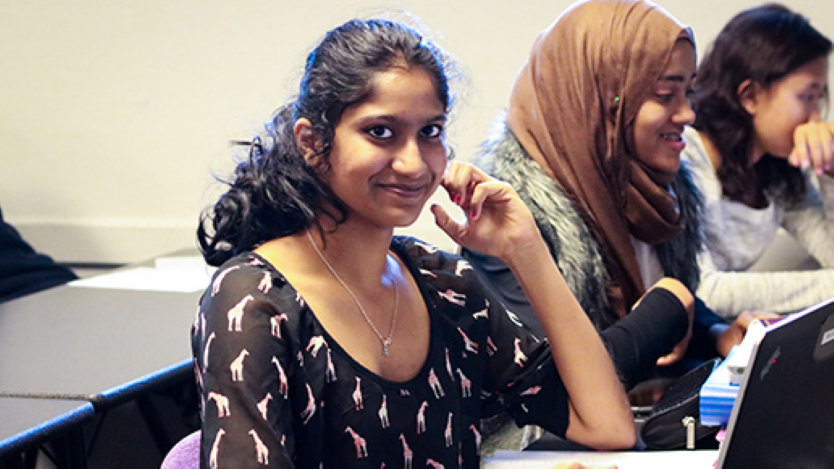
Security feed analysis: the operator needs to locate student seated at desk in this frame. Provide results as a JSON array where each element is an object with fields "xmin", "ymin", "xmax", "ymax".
[
  {"xmin": 683, "ymin": 4, "xmax": 834, "ymax": 317},
  {"xmin": 461, "ymin": 0, "xmax": 764, "ymax": 453},
  {"xmin": 0, "ymin": 205, "xmax": 77, "ymax": 303},
  {"xmin": 192, "ymin": 17, "xmax": 640, "ymax": 468}
]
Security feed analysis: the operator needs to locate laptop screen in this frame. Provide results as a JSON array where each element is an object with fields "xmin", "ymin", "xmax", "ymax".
[{"xmin": 717, "ymin": 298, "xmax": 834, "ymax": 468}]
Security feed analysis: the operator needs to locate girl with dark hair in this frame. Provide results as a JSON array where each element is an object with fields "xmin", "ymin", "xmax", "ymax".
[
  {"xmin": 192, "ymin": 17, "xmax": 635, "ymax": 468},
  {"xmin": 683, "ymin": 3, "xmax": 834, "ymax": 317}
]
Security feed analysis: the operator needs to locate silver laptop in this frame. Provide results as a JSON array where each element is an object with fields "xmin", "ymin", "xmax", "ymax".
[{"xmin": 716, "ymin": 298, "xmax": 834, "ymax": 468}]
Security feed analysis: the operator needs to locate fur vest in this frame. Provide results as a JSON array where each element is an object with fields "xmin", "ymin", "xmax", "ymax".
[{"xmin": 473, "ymin": 121, "xmax": 704, "ymax": 329}]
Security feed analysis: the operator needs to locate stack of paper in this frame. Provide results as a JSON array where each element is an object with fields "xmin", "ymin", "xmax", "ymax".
[{"xmin": 699, "ymin": 353, "xmax": 739, "ymax": 426}]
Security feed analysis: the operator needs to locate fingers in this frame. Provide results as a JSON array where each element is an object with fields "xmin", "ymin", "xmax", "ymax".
[
  {"xmin": 818, "ymin": 124, "xmax": 833, "ymax": 173},
  {"xmin": 732, "ymin": 311, "xmax": 756, "ymax": 331},
  {"xmin": 740, "ymin": 309, "xmax": 779, "ymax": 318},
  {"xmin": 656, "ymin": 347, "xmax": 683, "ymax": 367},
  {"xmin": 734, "ymin": 310, "xmax": 779, "ymax": 327},
  {"xmin": 789, "ymin": 127, "xmax": 809, "ymax": 169},
  {"xmin": 468, "ymin": 180, "xmax": 516, "ymax": 220},
  {"xmin": 442, "ymin": 161, "xmax": 489, "ymax": 212},
  {"xmin": 430, "ymin": 203, "xmax": 467, "ymax": 245},
  {"xmin": 656, "ymin": 327, "xmax": 692, "ymax": 367},
  {"xmin": 738, "ymin": 311, "xmax": 783, "ymax": 331},
  {"xmin": 441, "ymin": 161, "xmax": 514, "ymax": 220},
  {"xmin": 805, "ymin": 123, "xmax": 827, "ymax": 174},
  {"xmin": 714, "ymin": 311, "xmax": 783, "ymax": 358},
  {"xmin": 790, "ymin": 122, "xmax": 834, "ymax": 174},
  {"xmin": 438, "ymin": 161, "xmax": 540, "ymax": 260}
]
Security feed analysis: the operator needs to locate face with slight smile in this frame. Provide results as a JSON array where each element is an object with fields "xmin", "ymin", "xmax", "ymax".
[
  {"xmin": 632, "ymin": 39, "xmax": 697, "ymax": 184},
  {"xmin": 745, "ymin": 56, "xmax": 829, "ymax": 161},
  {"xmin": 324, "ymin": 67, "xmax": 448, "ymax": 230}
]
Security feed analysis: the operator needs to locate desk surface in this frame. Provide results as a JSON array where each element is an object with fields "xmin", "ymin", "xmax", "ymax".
[
  {"xmin": 0, "ymin": 283, "xmax": 201, "ymax": 407},
  {"xmin": 0, "ymin": 396, "xmax": 94, "ymax": 458},
  {"xmin": 484, "ymin": 449, "xmax": 719, "ymax": 469}
]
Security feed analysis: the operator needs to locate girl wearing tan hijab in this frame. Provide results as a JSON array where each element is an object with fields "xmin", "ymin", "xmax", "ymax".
[
  {"xmin": 465, "ymin": 0, "xmax": 756, "ymax": 404},
  {"xmin": 464, "ymin": 0, "xmax": 764, "ymax": 454}
]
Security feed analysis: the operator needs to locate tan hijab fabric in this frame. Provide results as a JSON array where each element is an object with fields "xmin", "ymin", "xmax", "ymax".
[{"xmin": 506, "ymin": 0, "xmax": 694, "ymax": 317}]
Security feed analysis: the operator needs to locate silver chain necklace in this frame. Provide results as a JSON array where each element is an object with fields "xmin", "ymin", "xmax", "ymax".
[{"xmin": 305, "ymin": 228, "xmax": 399, "ymax": 357}]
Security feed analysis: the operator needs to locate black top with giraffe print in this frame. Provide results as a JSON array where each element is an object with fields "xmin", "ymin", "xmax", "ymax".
[{"xmin": 191, "ymin": 236, "xmax": 570, "ymax": 468}]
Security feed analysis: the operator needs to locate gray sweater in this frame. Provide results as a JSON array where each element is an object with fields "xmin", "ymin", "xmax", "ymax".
[{"xmin": 683, "ymin": 127, "xmax": 834, "ymax": 316}]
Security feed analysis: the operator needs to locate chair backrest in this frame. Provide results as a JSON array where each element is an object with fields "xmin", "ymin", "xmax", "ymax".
[{"xmin": 160, "ymin": 430, "xmax": 200, "ymax": 469}]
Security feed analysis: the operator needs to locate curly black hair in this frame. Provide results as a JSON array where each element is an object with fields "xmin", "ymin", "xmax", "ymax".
[{"xmin": 198, "ymin": 18, "xmax": 453, "ymax": 266}]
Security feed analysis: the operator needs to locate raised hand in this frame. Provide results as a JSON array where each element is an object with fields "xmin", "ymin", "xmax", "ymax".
[
  {"xmin": 788, "ymin": 116, "xmax": 834, "ymax": 177},
  {"xmin": 434, "ymin": 161, "xmax": 635, "ymax": 450},
  {"xmin": 430, "ymin": 161, "xmax": 540, "ymax": 262}
]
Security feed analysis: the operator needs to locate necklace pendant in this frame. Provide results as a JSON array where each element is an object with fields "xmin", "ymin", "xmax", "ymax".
[{"xmin": 382, "ymin": 338, "xmax": 392, "ymax": 357}]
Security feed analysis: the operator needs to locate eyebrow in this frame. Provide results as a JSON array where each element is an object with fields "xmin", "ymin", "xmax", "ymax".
[
  {"xmin": 356, "ymin": 113, "xmax": 447, "ymax": 124},
  {"xmin": 658, "ymin": 73, "xmax": 695, "ymax": 83}
]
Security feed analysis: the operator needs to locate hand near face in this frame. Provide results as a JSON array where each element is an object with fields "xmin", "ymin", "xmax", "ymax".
[
  {"xmin": 430, "ymin": 161, "xmax": 540, "ymax": 262},
  {"xmin": 788, "ymin": 118, "xmax": 834, "ymax": 178}
]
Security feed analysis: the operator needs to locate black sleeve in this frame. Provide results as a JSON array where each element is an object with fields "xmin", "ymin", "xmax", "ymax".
[
  {"xmin": 472, "ymin": 272, "xmax": 570, "ymax": 438},
  {"xmin": 684, "ymin": 297, "xmax": 725, "ymax": 360},
  {"xmin": 601, "ymin": 288, "xmax": 688, "ymax": 388},
  {"xmin": 0, "ymin": 206, "xmax": 77, "ymax": 303},
  {"xmin": 460, "ymin": 247, "xmax": 546, "ymax": 338},
  {"xmin": 461, "ymin": 248, "xmax": 688, "ymax": 389},
  {"xmin": 194, "ymin": 263, "xmax": 296, "ymax": 468}
]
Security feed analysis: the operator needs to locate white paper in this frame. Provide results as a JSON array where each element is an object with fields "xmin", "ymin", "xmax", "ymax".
[
  {"xmin": 70, "ymin": 256, "xmax": 216, "ymax": 292},
  {"xmin": 484, "ymin": 450, "xmax": 718, "ymax": 469}
]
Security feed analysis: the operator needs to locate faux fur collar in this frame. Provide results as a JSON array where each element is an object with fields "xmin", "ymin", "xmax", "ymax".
[{"xmin": 473, "ymin": 120, "xmax": 704, "ymax": 329}]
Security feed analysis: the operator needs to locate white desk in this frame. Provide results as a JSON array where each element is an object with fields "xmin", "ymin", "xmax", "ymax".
[{"xmin": 484, "ymin": 449, "xmax": 719, "ymax": 469}]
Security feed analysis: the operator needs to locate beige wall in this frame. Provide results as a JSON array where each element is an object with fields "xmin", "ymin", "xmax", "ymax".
[{"xmin": 1, "ymin": 0, "xmax": 831, "ymax": 263}]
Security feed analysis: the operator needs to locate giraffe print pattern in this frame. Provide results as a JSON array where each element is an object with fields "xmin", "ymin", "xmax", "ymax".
[{"xmin": 192, "ymin": 236, "xmax": 570, "ymax": 468}]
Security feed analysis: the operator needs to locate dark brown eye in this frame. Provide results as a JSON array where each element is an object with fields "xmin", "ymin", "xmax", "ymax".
[
  {"xmin": 367, "ymin": 125, "xmax": 393, "ymax": 139},
  {"xmin": 421, "ymin": 124, "xmax": 443, "ymax": 138}
]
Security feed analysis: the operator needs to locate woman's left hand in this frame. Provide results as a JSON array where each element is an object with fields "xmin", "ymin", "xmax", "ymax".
[
  {"xmin": 431, "ymin": 161, "xmax": 540, "ymax": 261},
  {"xmin": 789, "ymin": 119, "xmax": 834, "ymax": 178},
  {"xmin": 716, "ymin": 311, "xmax": 783, "ymax": 357}
]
